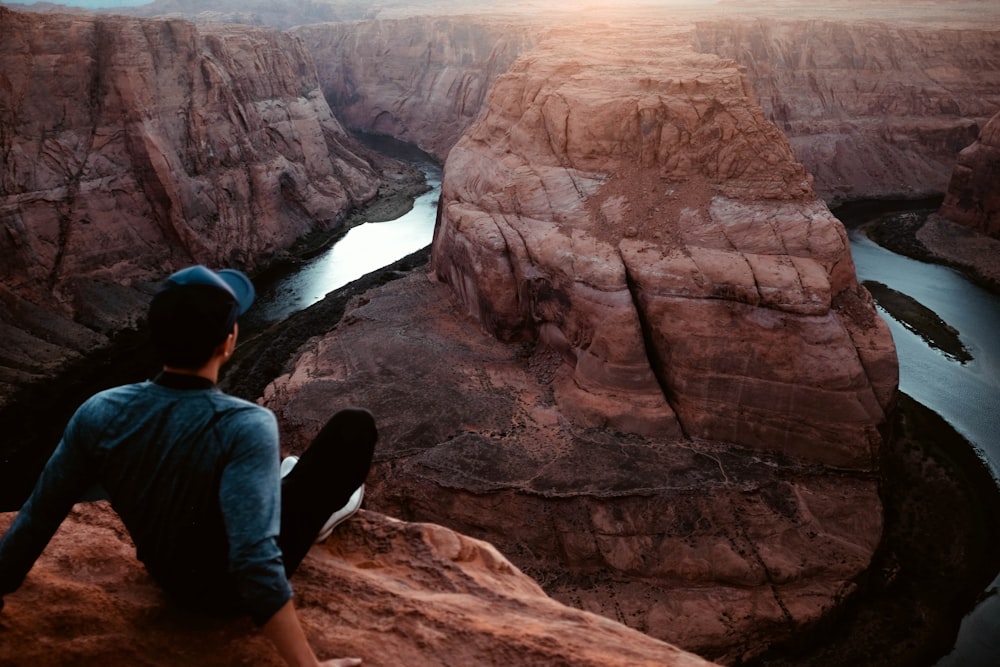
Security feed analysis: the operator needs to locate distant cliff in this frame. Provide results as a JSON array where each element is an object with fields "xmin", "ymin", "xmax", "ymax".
[
  {"xmin": 293, "ymin": 17, "xmax": 540, "ymax": 161},
  {"xmin": 940, "ymin": 109, "xmax": 1000, "ymax": 238},
  {"xmin": 0, "ymin": 7, "xmax": 387, "ymax": 405},
  {"xmin": 693, "ymin": 19, "xmax": 1000, "ymax": 203}
]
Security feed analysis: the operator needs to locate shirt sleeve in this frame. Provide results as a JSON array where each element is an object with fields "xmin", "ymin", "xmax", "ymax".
[
  {"xmin": 217, "ymin": 406, "xmax": 293, "ymax": 625},
  {"xmin": 0, "ymin": 405, "xmax": 98, "ymax": 596}
]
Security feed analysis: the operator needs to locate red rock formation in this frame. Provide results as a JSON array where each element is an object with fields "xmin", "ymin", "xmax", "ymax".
[
  {"xmin": 432, "ymin": 23, "xmax": 896, "ymax": 469},
  {"xmin": 940, "ymin": 110, "xmax": 1000, "ymax": 238},
  {"xmin": 293, "ymin": 17, "xmax": 539, "ymax": 161},
  {"xmin": 261, "ymin": 269, "xmax": 885, "ymax": 663},
  {"xmin": 694, "ymin": 18, "xmax": 1000, "ymax": 203},
  {"xmin": 0, "ymin": 7, "xmax": 388, "ymax": 404},
  {"xmin": 0, "ymin": 503, "xmax": 717, "ymax": 666}
]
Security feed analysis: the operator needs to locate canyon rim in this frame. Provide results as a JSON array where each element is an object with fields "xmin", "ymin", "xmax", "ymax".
[{"xmin": 2, "ymin": 0, "xmax": 1000, "ymax": 665}]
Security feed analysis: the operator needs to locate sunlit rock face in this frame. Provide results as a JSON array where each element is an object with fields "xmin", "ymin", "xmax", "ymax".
[
  {"xmin": 431, "ymin": 23, "xmax": 897, "ymax": 469},
  {"xmin": 940, "ymin": 110, "xmax": 1000, "ymax": 238},
  {"xmin": 264, "ymin": 18, "xmax": 894, "ymax": 662},
  {"xmin": 0, "ymin": 503, "xmax": 719, "ymax": 667},
  {"xmin": 694, "ymin": 18, "xmax": 1000, "ymax": 203},
  {"xmin": 293, "ymin": 17, "xmax": 539, "ymax": 161},
  {"xmin": 0, "ymin": 8, "xmax": 384, "ymax": 403}
]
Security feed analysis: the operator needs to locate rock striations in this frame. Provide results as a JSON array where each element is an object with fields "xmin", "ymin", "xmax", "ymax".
[
  {"xmin": 0, "ymin": 503, "xmax": 717, "ymax": 667},
  {"xmin": 262, "ymin": 19, "xmax": 896, "ymax": 663},
  {"xmin": 694, "ymin": 18, "xmax": 1000, "ymax": 203},
  {"xmin": 940, "ymin": 109, "xmax": 1000, "ymax": 238},
  {"xmin": 294, "ymin": 17, "xmax": 539, "ymax": 161},
  {"xmin": 432, "ymin": 23, "xmax": 896, "ymax": 469},
  {"xmin": 0, "ymin": 7, "xmax": 387, "ymax": 405}
]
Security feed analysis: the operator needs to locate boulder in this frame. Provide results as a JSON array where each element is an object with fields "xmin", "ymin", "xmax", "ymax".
[{"xmin": 0, "ymin": 503, "xmax": 716, "ymax": 666}]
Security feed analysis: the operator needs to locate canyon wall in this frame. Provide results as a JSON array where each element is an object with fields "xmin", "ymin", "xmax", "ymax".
[
  {"xmin": 0, "ymin": 7, "xmax": 389, "ymax": 405},
  {"xmin": 293, "ymin": 17, "xmax": 540, "ymax": 161},
  {"xmin": 693, "ymin": 19, "xmax": 1000, "ymax": 203},
  {"xmin": 940, "ymin": 109, "xmax": 1000, "ymax": 238}
]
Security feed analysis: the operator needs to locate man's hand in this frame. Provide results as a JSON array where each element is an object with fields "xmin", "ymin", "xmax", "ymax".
[{"xmin": 320, "ymin": 660, "xmax": 362, "ymax": 667}]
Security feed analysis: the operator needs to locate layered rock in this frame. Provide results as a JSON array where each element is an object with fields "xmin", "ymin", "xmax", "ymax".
[
  {"xmin": 262, "ymin": 269, "xmax": 885, "ymax": 663},
  {"xmin": 694, "ymin": 18, "xmax": 1000, "ymax": 203},
  {"xmin": 0, "ymin": 7, "xmax": 389, "ymax": 404},
  {"xmin": 432, "ymin": 24, "xmax": 896, "ymax": 468},
  {"xmin": 293, "ymin": 17, "xmax": 539, "ymax": 161},
  {"xmin": 940, "ymin": 109, "xmax": 1000, "ymax": 238},
  {"xmin": 0, "ymin": 503, "xmax": 716, "ymax": 666},
  {"xmin": 258, "ymin": 23, "xmax": 896, "ymax": 661}
]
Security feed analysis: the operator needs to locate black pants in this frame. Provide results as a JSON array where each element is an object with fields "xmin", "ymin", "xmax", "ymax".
[{"xmin": 278, "ymin": 408, "xmax": 377, "ymax": 576}]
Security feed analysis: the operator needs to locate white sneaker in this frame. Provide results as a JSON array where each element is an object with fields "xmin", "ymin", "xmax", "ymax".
[
  {"xmin": 280, "ymin": 455, "xmax": 299, "ymax": 478},
  {"xmin": 316, "ymin": 484, "xmax": 365, "ymax": 543},
  {"xmin": 280, "ymin": 455, "xmax": 364, "ymax": 542}
]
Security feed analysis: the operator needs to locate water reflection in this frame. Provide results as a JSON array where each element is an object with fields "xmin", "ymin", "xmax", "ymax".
[
  {"xmin": 846, "ymin": 225, "xmax": 1000, "ymax": 667},
  {"xmin": 250, "ymin": 165, "xmax": 441, "ymax": 327},
  {"xmin": 848, "ymin": 229, "xmax": 1000, "ymax": 478}
]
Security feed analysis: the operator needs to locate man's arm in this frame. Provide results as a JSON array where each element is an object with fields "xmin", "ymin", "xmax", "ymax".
[
  {"xmin": 0, "ymin": 427, "xmax": 96, "ymax": 597},
  {"xmin": 262, "ymin": 599, "xmax": 361, "ymax": 667}
]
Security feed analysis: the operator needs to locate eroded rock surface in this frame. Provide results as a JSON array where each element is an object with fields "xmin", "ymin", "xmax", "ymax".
[
  {"xmin": 940, "ymin": 109, "xmax": 1000, "ymax": 238},
  {"xmin": 0, "ymin": 7, "xmax": 392, "ymax": 405},
  {"xmin": 262, "ymin": 269, "xmax": 884, "ymax": 664},
  {"xmin": 432, "ymin": 23, "xmax": 896, "ymax": 469},
  {"xmin": 0, "ymin": 503, "xmax": 716, "ymax": 667},
  {"xmin": 294, "ymin": 17, "xmax": 539, "ymax": 161},
  {"xmin": 694, "ymin": 18, "xmax": 1000, "ymax": 203}
]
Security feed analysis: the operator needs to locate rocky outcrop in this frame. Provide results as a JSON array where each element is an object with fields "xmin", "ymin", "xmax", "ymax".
[
  {"xmin": 694, "ymin": 19, "xmax": 1000, "ymax": 203},
  {"xmin": 0, "ymin": 503, "xmax": 717, "ymax": 667},
  {"xmin": 0, "ymin": 7, "xmax": 392, "ymax": 405},
  {"xmin": 940, "ymin": 110, "xmax": 1000, "ymax": 238},
  {"xmin": 432, "ymin": 24, "xmax": 896, "ymax": 469},
  {"xmin": 258, "ymin": 24, "xmax": 897, "ymax": 655},
  {"xmin": 255, "ymin": 21, "xmax": 898, "ymax": 662},
  {"xmin": 293, "ymin": 17, "xmax": 539, "ymax": 161},
  {"xmin": 262, "ymin": 269, "xmax": 885, "ymax": 664}
]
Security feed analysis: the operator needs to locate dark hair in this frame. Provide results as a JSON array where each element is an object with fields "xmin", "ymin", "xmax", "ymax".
[{"xmin": 148, "ymin": 284, "xmax": 239, "ymax": 369}]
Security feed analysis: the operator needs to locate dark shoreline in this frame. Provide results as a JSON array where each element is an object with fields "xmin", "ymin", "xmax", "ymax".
[{"xmin": 747, "ymin": 392, "xmax": 1000, "ymax": 666}]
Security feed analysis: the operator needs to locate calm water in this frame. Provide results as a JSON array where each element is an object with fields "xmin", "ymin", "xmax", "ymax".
[
  {"xmin": 845, "ymin": 227, "xmax": 1000, "ymax": 667},
  {"xmin": 249, "ymin": 161, "xmax": 441, "ymax": 327},
  {"xmin": 848, "ymin": 231, "xmax": 1000, "ymax": 479}
]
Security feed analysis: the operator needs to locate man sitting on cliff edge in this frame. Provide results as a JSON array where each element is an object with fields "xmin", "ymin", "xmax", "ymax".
[{"xmin": 0, "ymin": 265, "xmax": 374, "ymax": 667}]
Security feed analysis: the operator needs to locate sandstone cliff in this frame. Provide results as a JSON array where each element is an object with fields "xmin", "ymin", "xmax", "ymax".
[
  {"xmin": 258, "ymin": 21, "xmax": 895, "ymax": 662},
  {"xmin": 0, "ymin": 7, "xmax": 391, "ymax": 405},
  {"xmin": 433, "ymin": 22, "xmax": 896, "ymax": 469},
  {"xmin": 292, "ymin": 17, "xmax": 539, "ymax": 161},
  {"xmin": 0, "ymin": 503, "xmax": 717, "ymax": 667},
  {"xmin": 940, "ymin": 109, "xmax": 1000, "ymax": 238},
  {"xmin": 694, "ymin": 18, "xmax": 1000, "ymax": 203}
]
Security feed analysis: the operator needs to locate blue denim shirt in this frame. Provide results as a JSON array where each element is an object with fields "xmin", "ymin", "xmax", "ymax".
[{"xmin": 0, "ymin": 380, "xmax": 293, "ymax": 625}]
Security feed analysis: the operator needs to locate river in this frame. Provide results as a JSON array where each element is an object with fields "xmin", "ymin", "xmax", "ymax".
[{"xmin": 843, "ymin": 217, "xmax": 1000, "ymax": 667}]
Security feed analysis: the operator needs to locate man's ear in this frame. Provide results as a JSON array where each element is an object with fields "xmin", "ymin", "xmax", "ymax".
[{"xmin": 220, "ymin": 324, "xmax": 239, "ymax": 359}]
